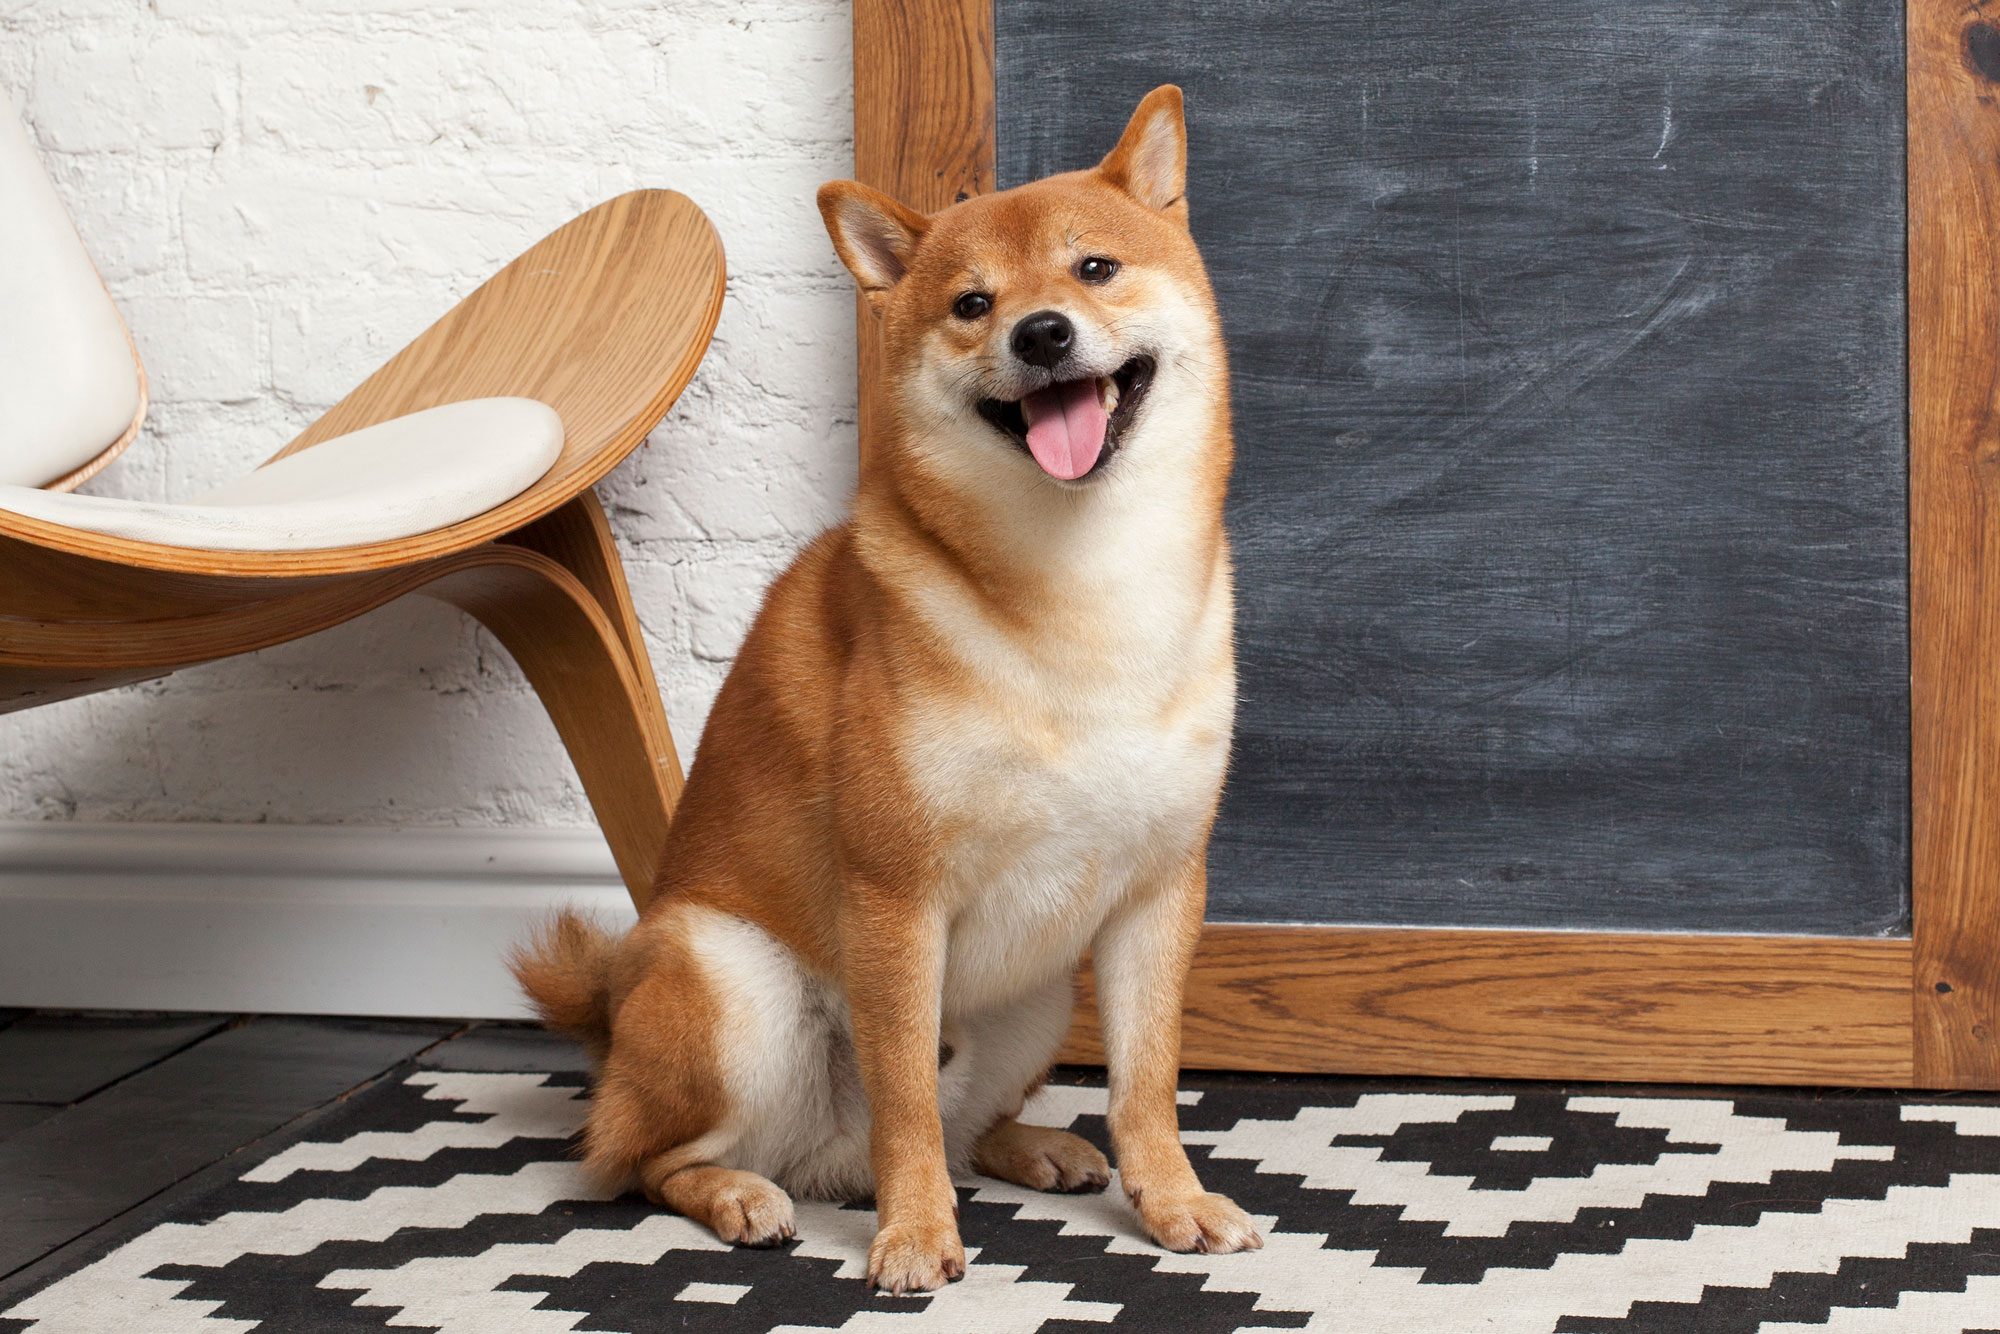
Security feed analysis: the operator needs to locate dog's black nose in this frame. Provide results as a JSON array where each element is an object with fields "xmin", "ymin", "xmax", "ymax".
[{"xmin": 1011, "ymin": 310, "xmax": 1074, "ymax": 369}]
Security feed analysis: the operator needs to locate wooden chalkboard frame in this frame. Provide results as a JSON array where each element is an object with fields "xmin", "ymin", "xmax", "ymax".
[{"xmin": 851, "ymin": 0, "xmax": 2000, "ymax": 1090}]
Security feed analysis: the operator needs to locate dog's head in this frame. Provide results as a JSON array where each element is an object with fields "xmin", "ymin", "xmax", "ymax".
[{"xmin": 818, "ymin": 86, "xmax": 1225, "ymax": 492}]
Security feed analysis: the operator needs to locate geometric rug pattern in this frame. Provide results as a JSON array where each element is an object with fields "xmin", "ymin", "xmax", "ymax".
[{"xmin": 8, "ymin": 1069, "xmax": 2000, "ymax": 1332}]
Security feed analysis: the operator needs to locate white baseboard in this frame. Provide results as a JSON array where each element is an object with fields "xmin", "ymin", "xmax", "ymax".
[{"xmin": 0, "ymin": 822, "xmax": 636, "ymax": 1018}]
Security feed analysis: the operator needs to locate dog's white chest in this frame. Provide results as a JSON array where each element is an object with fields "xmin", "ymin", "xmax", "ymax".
[{"xmin": 912, "ymin": 658, "xmax": 1233, "ymax": 1016}]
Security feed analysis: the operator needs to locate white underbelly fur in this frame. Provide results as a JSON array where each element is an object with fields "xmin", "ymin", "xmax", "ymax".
[{"xmin": 681, "ymin": 905, "xmax": 1077, "ymax": 1200}]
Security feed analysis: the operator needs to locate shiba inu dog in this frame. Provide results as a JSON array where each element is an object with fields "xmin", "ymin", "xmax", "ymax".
[{"xmin": 513, "ymin": 85, "xmax": 1255, "ymax": 1295}]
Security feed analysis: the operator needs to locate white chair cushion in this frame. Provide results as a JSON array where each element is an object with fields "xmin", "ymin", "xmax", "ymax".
[
  {"xmin": 0, "ymin": 398, "xmax": 563, "ymax": 551},
  {"xmin": 0, "ymin": 98, "xmax": 144, "ymax": 488}
]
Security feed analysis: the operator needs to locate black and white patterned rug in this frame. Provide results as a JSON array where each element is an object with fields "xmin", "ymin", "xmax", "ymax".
[{"xmin": 8, "ymin": 1067, "xmax": 2000, "ymax": 1332}]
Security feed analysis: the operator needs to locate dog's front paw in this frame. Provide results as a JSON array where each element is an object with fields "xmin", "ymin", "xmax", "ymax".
[
  {"xmin": 1132, "ymin": 1188, "xmax": 1262, "ymax": 1254},
  {"xmin": 867, "ymin": 1218, "xmax": 966, "ymax": 1295}
]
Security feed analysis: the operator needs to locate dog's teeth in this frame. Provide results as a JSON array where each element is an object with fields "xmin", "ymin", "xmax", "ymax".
[{"xmin": 1099, "ymin": 376, "xmax": 1119, "ymax": 414}]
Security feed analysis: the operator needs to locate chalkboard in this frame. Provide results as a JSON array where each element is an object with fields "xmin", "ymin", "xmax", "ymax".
[{"xmin": 997, "ymin": 1, "xmax": 1909, "ymax": 934}]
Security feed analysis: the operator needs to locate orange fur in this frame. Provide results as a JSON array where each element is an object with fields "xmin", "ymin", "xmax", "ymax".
[
  {"xmin": 510, "ymin": 909, "xmax": 618, "ymax": 1060},
  {"xmin": 512, "ymin": 85, "xmax": 1258, "ymax": 1293}
]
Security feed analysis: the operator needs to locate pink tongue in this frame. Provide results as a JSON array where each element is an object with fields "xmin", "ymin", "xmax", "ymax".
[{"xmin": 1019, "ymin": 379, "xmax": 1108, "ymax": 480}]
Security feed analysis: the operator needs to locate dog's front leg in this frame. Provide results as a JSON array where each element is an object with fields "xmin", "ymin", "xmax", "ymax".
[
  {"xmin": 842, "ymin": 886, "xmax": 964, "ymax": 1294},
  {"xmin": 1094, "ymin": 854, "xmax": 1262, "ymax": 1254}
]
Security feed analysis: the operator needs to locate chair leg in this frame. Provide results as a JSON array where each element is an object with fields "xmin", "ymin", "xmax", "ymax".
[
  {"xmin": 502, "ymin": 491, "xmax": 669, "ymax": 710},
  {"xmin": 423, "ymin": 496, "xmax": 682, "ymax": 910}
]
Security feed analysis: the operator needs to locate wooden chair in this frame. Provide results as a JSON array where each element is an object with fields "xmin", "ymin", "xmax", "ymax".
[{"xmin": 0, "ymin": 110, "xmax": 723, "ymax": 911}]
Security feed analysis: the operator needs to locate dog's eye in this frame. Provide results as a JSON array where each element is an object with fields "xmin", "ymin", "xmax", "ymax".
[
  {"xmin": 1077, "ymin": 256, "xmax": 1118, "ymax": 284},
  {"xmin": 953, "ymin": 292, "xmax": 992, "ymax": 320}
]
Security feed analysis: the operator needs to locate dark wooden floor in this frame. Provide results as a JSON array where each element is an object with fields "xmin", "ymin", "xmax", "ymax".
[{"xmin": 0, "ymin": 1009, "xmax": 583, "ymax": 1299}]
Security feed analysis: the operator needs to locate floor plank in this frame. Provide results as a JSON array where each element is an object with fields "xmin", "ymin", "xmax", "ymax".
[
  {"xmin": 0, "ymin": 1014, "xmax": 227, "ymax": 1105},
  {"xmin": 418, "ymin": 1022, "xmax": 590, "ymax": 1074},
  {"xmin": 0, "ymin": 1106, "xmax": 55, "ymax": 1145},
  {"xmin": 0, "ymin": 1016, "xmax": 456, "ymax": 1279},
  {"xmin": 0, "ymin": 1050, "xmax": 433, "ymax": 1310}
]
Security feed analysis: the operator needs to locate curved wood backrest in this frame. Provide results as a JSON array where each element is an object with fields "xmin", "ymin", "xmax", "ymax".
[{"xmin": 0, "ymin": 189, "xmax": 725, "ymax": 578}]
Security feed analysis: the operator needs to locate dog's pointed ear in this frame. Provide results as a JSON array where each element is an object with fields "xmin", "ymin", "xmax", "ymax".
[
  {"xmin": 1099, "ymin": 85, "xmax": 1187, "ymax": 219},
  {"xmin": 817, "ymin": 181, "xmax": 928, "ymax": 305}
]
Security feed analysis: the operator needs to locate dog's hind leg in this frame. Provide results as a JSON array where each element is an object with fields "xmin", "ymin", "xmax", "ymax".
[
  {"xmin": 577, "ymin": 909, "xmax": 743, "ymax": 1216},
  {"xmin": 643, "ymin": 1161, "xmax": 796, "ymax": 1247},
  {"xmin": 973, "ymin": 1117, "xmax": 1111, "ymax": 1193}
]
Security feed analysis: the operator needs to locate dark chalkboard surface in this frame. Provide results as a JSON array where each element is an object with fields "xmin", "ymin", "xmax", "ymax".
[{"xmin": 998, "ymin": 1, "xmax": 1909, "ymax": 934}]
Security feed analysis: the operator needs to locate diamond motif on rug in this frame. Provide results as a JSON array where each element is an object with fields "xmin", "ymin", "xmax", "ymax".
[{"xmin": 7, "ymin": 1069, "xmax": 2000, "ymax": 1333}]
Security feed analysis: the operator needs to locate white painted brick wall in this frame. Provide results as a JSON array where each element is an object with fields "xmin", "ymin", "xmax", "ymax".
[{"xmin": 0, "ymin": 0, "xmax": 857, "ymax": 827}]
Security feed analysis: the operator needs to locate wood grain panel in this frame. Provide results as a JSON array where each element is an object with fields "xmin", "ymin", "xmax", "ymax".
[
  {"xmin": 1062, "ymin": 925, "xmax": 1915, "ymax": 1087},
  {"xmin": 851, "ymin": 0, "xmax": 995, "ymax": 472},
  {"xmin": 1909, "ymin": 2, "xmax": 2000, "ymax": 1088}
]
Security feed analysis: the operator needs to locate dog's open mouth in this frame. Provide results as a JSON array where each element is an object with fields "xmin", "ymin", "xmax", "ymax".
[{"xmin": 976, "ymin": 355, "xmax": 1156, "ymax": 481}]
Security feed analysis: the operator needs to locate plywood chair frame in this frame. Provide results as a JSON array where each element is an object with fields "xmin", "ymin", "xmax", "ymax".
[
  {"xmin": 0, "ymin": 189, "xmax": 726, "ymax": 909},
  {"xmin": 853, "ymin": 0, "xmax": 2000, "ymax": 1089}
]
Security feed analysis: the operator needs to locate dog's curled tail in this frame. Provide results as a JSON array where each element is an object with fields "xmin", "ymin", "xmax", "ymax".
[{"xmin": 510, "ymin": 908, "xmax": 620, "ymax": 1058}]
